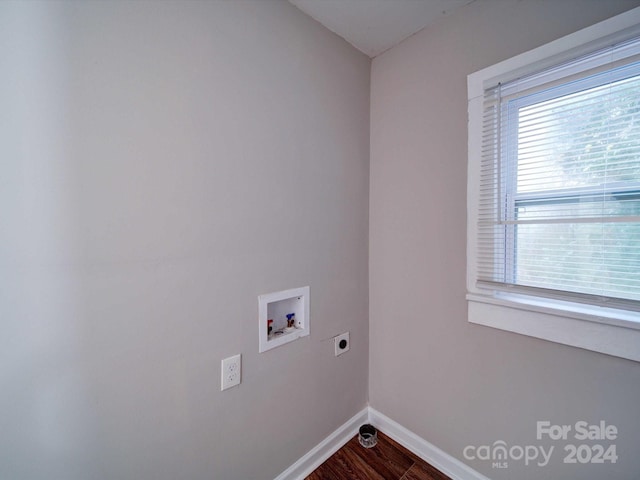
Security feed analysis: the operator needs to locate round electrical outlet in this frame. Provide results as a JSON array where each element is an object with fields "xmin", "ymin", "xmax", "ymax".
[{"xmin": 334, "ymin": 332, "xmax": 350, "ymax": 356}]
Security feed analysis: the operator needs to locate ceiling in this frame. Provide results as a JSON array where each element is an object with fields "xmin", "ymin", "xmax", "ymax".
[{"xmin": 289, "ymin": 0, "xmax": 475, "ymax": 57}]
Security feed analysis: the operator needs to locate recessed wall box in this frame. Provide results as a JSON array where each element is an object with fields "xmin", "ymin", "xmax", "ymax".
[{"xmin": 259, "ymin": 286, "xmax": 309, "ymax": 353}]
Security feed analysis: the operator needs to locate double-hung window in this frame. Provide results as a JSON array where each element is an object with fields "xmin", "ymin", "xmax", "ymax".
[{"xmin": 467, "ymin": 7, "xmax": 640, "ymax": 362}]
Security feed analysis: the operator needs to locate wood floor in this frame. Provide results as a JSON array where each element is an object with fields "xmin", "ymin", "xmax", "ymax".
[{"xmin": 306, "ymin": 432, "xmax": 452, "ymax": 480}]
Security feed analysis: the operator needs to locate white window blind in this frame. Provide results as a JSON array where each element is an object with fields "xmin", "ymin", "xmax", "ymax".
[{"xmin": 478, "ymin": 37, "xmax": 640, "ymax": 312}]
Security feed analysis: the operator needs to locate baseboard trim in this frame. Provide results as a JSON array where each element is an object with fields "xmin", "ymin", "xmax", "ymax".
[
  {"xmin": 273, "ymin": 407, "xmax": 368, "ymax": 480},
  {"xmin": 368, "ymin": 407, "xmax": 491, "ymax": 480},
  {"xmin": 274, "ymin": 406, "xmax": 489, "ymax": 480}
]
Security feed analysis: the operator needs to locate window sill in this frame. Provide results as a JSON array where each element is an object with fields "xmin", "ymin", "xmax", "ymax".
[{"xmin": 467, "ymin": 292, "xmax": 640, "ymax": 363}]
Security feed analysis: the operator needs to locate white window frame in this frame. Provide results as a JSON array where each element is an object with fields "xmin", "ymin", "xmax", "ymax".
[{"xmin": 467, "ymin": 6, "xmax": 640, "ymax": 363}]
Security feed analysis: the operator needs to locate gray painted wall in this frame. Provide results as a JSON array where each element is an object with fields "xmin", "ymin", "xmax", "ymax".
[
  {"xmin": 370, "ymin": 1, "xmax": 640, "ymax": 479},
  {"xmin": 0, "ymin": 1, "xmax": 369, "ymax": 479}
]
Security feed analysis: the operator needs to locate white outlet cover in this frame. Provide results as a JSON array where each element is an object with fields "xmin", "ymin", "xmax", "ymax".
[
  {"xmin": 334, "ymin": 332, "xmax": 350, "ymax": 356},
  {"xmin": 221, "ymin": 354, "xmax": 241, "ymax": 391}
]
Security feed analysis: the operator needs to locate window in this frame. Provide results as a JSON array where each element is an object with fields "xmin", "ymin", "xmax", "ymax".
[
  {"xmin": 467, "ymin": 7, "xmax": 640, "ymax": 362},
  {"xmin": 481, "ymin": 46, "xmax": 640, "ymax": 309}
]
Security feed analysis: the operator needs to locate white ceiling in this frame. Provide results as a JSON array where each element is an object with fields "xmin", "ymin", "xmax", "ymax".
[{"xmin": 289, "ymin": 0, "xmax": 475, "ymax": 57}]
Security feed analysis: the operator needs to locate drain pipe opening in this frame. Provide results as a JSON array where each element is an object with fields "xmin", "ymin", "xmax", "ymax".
[{"xmin": 358, "ymin": 424, "xmax": 378, "ymax": 448}]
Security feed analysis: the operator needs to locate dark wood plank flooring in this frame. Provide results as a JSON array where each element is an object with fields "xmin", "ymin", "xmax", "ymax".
[{"xmin": 306, "ymin": 432, "xmax": 452, "ymax": 480}]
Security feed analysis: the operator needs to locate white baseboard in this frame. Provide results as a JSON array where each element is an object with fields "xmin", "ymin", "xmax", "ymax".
[
  {"xmin": 273, "ymin": 407, "xmax": 368, "ymax": 480},
  {"xmin": 368, "ymin": 407, "xmax": 491, "ymax": 480},
  {"xmin": 274, "ymin": 406, "xmax": 489, "ymax": 480}
]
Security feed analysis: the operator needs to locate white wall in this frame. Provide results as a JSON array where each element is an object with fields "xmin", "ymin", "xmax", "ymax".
[
  {"xmin": 370, "ymin": 1, "xmax": 640, "ymax": 479},
  {"xmin": 0, "ymin": 1, "xmax": 370, "ymax": 479}
]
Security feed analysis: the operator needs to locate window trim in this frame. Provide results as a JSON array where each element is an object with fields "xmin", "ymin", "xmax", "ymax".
[{"xmin": 467, "ymin": 6, "xmax": 640, "ymax": 363}]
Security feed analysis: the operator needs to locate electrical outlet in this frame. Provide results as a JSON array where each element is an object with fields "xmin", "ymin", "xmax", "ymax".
[
  {"xmin": 334, "ymin": 332, "xmax": 350, "ymax": 356},
  {"xmin": 221, "ymin": 354, "xmax": 241, "ymax": 391}
]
